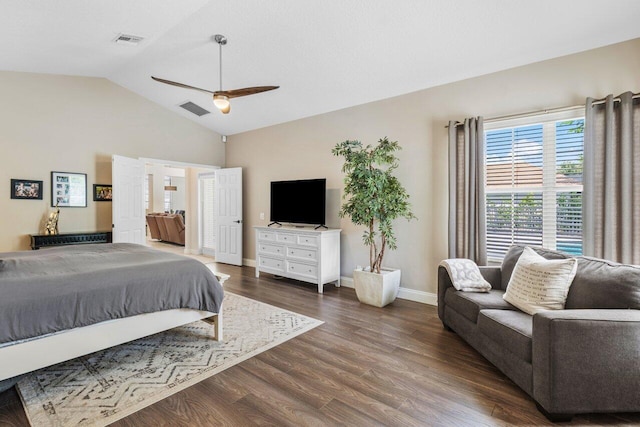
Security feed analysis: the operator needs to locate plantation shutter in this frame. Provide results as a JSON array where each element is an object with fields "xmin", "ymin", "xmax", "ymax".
[
  {"xmin": 554, "ymin": 120, "xmax": 583, "ymax": 254},
  {"xmin": 485, "ymin": 125, "xmax": 544, "ymax": 259},
  {"xmin": 485, "ymin": 111, "xmax": 583, "ymax": 260}
]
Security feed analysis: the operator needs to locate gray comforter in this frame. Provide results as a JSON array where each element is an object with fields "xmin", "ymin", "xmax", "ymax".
[{"xmin": 0, "ymin": 243, "xmax": 224, "ymax": 344}]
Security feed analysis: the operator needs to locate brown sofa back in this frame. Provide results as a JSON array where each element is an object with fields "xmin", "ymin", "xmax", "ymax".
[
  {"xmin": 162, "ymin": 214, "xmax": 185, "ymax": 246},
  {"xmin": 146, "ymin": 214, "xmax": 162, "ymax": 240}
]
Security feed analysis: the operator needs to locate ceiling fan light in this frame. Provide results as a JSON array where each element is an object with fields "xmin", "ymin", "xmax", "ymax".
[{"xmin": 213, "ymin": 95, "xmax": 230, "ymax": 110}]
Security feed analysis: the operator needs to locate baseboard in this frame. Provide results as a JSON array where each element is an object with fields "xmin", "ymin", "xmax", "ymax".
[
  {"xmin": 340, "ymin": 276, "xmax": 436, "ymax": 306},
  {"xmin": 242, "ymin": 259, "xmax": 435, "ymax": 305},
  {"xmin": 184, "ymin": 248, "xmax": 202, "ymax": 255}
]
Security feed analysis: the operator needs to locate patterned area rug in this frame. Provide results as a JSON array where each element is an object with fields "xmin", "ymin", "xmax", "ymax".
[{"xmin": 17, "ymin": 293, "xmax": 323, "ymax": 427}]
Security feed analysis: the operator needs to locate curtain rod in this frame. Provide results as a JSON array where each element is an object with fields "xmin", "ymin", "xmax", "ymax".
[
  {"xmin": 590, "ymin": 92, "xmax": 640, "ymax": 106},
  {"xmin": 446, "ymin": 91, "xmax": 640, "ymax": 128}
]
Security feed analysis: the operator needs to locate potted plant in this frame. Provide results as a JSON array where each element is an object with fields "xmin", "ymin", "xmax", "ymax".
[{"xmin": 332, "ymin": 137, "xmax": 415, "ymax": 307}]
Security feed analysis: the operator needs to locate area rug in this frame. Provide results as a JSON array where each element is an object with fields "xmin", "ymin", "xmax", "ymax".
[{"xmin": 17, "ymin": 293, "xmax": 323, "ymax": 427}]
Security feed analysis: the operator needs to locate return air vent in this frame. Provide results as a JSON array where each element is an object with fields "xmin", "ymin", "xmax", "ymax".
[
  {"xmin": 113, "ymin": 33, "xmax": 145, "ymax": 46},
  {"xmin": 179, "ymin": 101, "xmax": 211, "ymax": 117}
]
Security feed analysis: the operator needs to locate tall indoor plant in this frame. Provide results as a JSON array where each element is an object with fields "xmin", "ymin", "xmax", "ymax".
[{"xmin": 332, "ymin": 137, "xmax": 415, "ymax": 306}]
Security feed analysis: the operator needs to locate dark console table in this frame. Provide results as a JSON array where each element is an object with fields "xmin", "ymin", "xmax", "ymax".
[{"xmin": 30, "ymin": 231, "xmax": 113, "ymax": 250}]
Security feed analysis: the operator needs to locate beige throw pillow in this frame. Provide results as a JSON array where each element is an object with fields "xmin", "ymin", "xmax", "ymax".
[{"xmin": 503, "ymin": 247, "xmax": 578, "ymax": 315}]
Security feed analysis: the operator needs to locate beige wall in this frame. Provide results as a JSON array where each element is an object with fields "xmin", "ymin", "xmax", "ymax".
[
  {"xmin": 0, "ymin": 71, "xmax": 224, "ymax": 252},
  {"xmin": 226, "ymin": 38, "xmax": 640, "ymax": 299}
]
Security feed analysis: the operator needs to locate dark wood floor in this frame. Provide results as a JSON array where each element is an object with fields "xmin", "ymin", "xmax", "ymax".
[{"xmin": 1, "ymin": 263, "xmax": 639, "ymax": 426}]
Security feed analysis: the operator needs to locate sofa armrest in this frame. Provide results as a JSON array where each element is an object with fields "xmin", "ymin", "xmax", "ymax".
[
  {"xmin": 437, "ymin": 265, "xmax": 502, "ymax": 321},
  {"xmin": 478, "ymin": 266, "xmax": 502, "ymax": 289},
  {"xmin": 533, "ymin": 309, "xmax": 640, "ymax": 415}
]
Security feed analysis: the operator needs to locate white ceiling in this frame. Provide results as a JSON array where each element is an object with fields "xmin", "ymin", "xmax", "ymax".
[{"xmin": 2, "ymin": 0, "xmax": 640, "ymax": 135}]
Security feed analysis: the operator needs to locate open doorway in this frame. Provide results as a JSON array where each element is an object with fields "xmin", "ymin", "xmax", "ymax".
[
  {"xmin": 140, "ymin": 158, "xmax": 219, "ymax": 255},
  {"xmin": 144, "ymin": 165, "xmax": 187, "ymax": 246}
]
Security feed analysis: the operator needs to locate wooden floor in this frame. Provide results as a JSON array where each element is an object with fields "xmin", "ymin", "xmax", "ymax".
[{"xmin": 1, "ymin": 258, "xmax": 639, "ymax": 426}]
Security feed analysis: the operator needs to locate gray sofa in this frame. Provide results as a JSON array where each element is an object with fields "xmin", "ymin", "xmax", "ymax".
[{"xmin": 438, "ymin": 245, "xmax": 640, "ymax": 421}]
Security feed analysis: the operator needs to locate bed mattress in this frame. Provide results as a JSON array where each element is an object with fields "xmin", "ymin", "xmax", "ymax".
[{"xmin": 0, "ymin": 243, "xmax": 224, "ymax": 344}]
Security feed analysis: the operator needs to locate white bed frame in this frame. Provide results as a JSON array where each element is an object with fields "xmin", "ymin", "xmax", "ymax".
[{"xmin": 0, "ymin": 308, "xmax": 222, "ymax": 381}]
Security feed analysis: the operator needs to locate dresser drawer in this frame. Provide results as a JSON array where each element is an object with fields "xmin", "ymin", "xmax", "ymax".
[
  {"xmin": 297, "ymin": 235, "xmax": 318, "ymax": 247},
  {"xmin": 258, "ymin": 230, "xmax": 277, "ymax": 241},
  {"xmin": 287, "ymin": 261, "xmax": 318, "ymax": 278},
  {"xmin": 258, "ymin": 243, "xmax": 284, "ymax": 256},
  {"xmin": 259, "ymin": 256, "xmax": 285, "ymax": 272},
  {"xmin": 276, "ymin": 233, "xmax": 297, "ymax": 244},
  {"xmin": 287, "ymin": 247, "xmax": 317, "ymax": 261}
]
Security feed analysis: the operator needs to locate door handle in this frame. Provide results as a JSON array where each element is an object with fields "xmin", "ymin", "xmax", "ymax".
[{"xmin": 233, "ymin": 220, "xmax": 243, "ymax": 224}]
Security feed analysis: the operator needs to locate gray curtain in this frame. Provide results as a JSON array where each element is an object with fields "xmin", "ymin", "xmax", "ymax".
[
  {"xmin": 583, "ymin": 92, "xmax": 640, "ymax": 264},
  {"xmin": 448, "ymin": 117, "xmax": 487, "ymax": 264}
]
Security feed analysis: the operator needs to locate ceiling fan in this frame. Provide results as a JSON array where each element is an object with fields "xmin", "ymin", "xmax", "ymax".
[{"xmin": 151, "ymin": 34, "xmax": 279, "ymax": 114}]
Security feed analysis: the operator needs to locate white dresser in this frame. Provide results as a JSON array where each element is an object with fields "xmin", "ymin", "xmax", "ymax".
[{"xmin": 254, "ymin": 226, "xmax": 341, "ymax": 293}]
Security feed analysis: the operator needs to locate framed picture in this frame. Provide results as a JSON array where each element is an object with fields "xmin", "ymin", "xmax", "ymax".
[
  {"xmin": 10, "ymin": 179, "xmax": 43, "ymax": 200},
  {"xmin": 93, "ymin": 184, "xmax": 112, "ymax": 202},
  {"xmin": 51, "ymin": 171, "xmax": 87, "ymax": 207}
]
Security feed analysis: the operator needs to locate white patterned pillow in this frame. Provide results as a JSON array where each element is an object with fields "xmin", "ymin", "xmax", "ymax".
[
  {"xmin": 439, "ymin": 259, "xmax": 491, "ymax": 292},
  {"xmin": 503, "ymin": 247, "xmax": 578, "ymax": 315}
]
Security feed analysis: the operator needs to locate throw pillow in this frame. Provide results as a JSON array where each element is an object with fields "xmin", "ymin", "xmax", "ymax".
[{"xmin": 503, "ymin": 247, "xmax": 578, "ymax": 315}]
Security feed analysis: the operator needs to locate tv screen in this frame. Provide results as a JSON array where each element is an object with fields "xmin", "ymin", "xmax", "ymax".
[{"xmin": 270, "ymin": 179, "xmax": 326, "ymax": 225}]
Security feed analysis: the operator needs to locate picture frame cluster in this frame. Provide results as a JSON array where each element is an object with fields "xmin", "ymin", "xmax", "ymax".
[{"xmin": 9, "ymin": 173, "xmax": 112, "ymax": 206}]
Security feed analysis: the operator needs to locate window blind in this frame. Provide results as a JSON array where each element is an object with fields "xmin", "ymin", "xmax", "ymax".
[{"xmin": 485, "ymin": 115, "xmax": 583, "ymax": 260}]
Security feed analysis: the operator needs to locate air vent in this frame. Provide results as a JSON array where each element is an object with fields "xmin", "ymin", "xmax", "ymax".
[
  {"xmin": 113, "ymin": 33, "xmax": 145, "ymax": 46},
  {"xmin": 179, "ymin": 101, "xmax": 211, "ymax": 117}
]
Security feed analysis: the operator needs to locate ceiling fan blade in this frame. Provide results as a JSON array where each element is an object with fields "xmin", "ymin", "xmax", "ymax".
[
  {"xmin": 151, "ymin": 76, "xmax": 216, "ymax": 95},
  {"xmin": 221, "ymin": 104, "xmax": 231, "ymax": 114},
  {"xmin": 215, "ymin": 86, "xmax": 279, "ymax": 99}
]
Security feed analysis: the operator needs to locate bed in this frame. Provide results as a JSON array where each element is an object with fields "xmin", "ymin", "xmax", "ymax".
[{"xmin": 0, "ymin": 243, "xmax": 224, "ymax": 384}]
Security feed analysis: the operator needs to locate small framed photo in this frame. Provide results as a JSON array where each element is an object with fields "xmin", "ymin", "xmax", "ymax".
[
  {"xmin": 93, "ymin": 184, "xmax": 112, "ymax": 202},
  {"xmin": 10, "ymin": 179, "xmax": 43, "ymax": 200},
  {"xmin": 51, "ymin": 171, "xmax": 87, "ymax": 207}
]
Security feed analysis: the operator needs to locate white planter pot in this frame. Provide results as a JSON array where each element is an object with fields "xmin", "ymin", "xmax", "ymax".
[{"xmin": 353, "ymin": 268, "xmax": 401, "ymax": 307}]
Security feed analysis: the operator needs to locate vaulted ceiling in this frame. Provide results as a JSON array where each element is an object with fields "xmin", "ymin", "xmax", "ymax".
[{"xmin": 2, "ymin": 0, "xmax": 640, "ymax": 135}]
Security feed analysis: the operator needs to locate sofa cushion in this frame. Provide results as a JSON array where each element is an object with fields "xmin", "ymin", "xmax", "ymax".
[
  {"xmin": 566, "ymin": 256, "xmax": 640, "ymax": 309},
  {"xmin": 478, "ymin": 309, "xmax": 533, "ymax": 363},
  {"xmin": 444, "ymin": 288, "xmax": 516, "ymax": 323},
  {"xmin": 503, "ymin": 247, "xmax": 578, "ymax": 315},
  {"xmin": 501, "ymin": 245, "xmax": 569, "ymax": 290}
]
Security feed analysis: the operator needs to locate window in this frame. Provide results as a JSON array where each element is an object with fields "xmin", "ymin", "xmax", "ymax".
[
  {"xmin": 484, "ymin": 110, "xmax": 584, "ymax": 261},
  {"xmin": 144, "ymin": 174, "xmax": 151, "ymax": 210},
  {"xmin": 164, "ymin": 176, "xmax": 172, "ymax": 212}
]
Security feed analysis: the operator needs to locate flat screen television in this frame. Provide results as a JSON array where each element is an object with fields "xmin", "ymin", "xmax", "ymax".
[{"xmin": 270, "ymin": 179, "xmax": 326, "ymax": 226}]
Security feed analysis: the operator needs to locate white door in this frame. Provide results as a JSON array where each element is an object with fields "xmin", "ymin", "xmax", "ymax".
[
  {"xmin": 214, "ymin": 167, "xmax": 242, "ymax": 265},
  {"xmin": 112, "ymin": 155, "xmax": 146, "ymax": 244}
]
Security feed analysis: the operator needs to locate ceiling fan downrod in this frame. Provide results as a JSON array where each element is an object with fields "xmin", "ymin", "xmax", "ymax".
[{"xmin": 213, "ymin": 34, "xmax": 229, "ymax": 110}]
